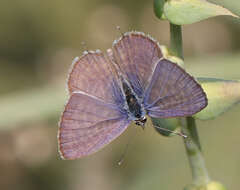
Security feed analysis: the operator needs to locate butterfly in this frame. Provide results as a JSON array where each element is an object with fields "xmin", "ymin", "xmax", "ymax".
[{"xmin": 58, "ymin": 31, "xmax": 207, "ymax": 160}]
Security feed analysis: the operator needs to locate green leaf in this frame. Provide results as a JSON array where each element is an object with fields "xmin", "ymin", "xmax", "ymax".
[
  {"xmin": 194, "ymin": 78, "xmax": 240, "ymax": 120},
  {"xmin": 151, "ymin": 117, "xmax": 181, "ymax": 137},
  {"xmin": 163, "ymin": 0, "xmax": 238, "ymax": 25}
]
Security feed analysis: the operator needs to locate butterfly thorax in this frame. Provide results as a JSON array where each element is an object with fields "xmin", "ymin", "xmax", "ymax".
[{"xmin": 122, "ymin": 80, "xmax": 147, "ymax": 127}]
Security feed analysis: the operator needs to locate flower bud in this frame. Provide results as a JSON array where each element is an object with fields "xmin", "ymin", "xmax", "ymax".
[
  {"xmin": 184, "ymin": 181, "xmax": 226, "ymax": 190},
  {"xmin": 154, "ymin": 0, "xmax": 166, "ymax": 20}
]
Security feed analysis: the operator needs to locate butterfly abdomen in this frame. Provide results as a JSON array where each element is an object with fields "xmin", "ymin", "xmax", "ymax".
[{"xmin": 122, "ymin": 81, "xmax": 142, "ymax": 119}]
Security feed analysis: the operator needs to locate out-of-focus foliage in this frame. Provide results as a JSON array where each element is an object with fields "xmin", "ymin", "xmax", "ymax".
[
  {"xmin": 0, "ymin": 82, "xmax": 65, "ymax": 129},
  {"xmin": 1, "ymin": 0, "xmax": 240, "ymax": 190}
]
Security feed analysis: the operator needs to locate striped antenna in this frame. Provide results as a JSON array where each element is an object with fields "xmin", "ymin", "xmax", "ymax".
[{"xmin": 153, "ymin": 125, "xmax": 187, "ymax": 138}]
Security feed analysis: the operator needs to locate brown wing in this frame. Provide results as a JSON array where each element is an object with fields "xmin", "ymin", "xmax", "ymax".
[
  {"xmin": 68, "ymin": 50, "xmax": 117, "ymax": 104},
  {"xmin": 58, "ymin": 92, "xmax": 131, "ymax": 159},
  {"xmin": 112, "ymin": 31, "xmax": 163, "ymax": 96},
  {"xmin": 144, "ymin": 59, "xmax": 207, "ymax": 118}
]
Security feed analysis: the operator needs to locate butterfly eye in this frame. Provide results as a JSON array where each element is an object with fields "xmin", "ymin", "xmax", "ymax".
[
  {"xmin": 142, "ymin": 116, "xmax": 147, "ymax": 123},
  {"xmin": 135, "ymin": 116, "xmax": 147, "ymax": 127}
]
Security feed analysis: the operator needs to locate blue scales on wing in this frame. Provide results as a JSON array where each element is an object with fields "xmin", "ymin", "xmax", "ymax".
[
  {"xmin": 143, "ymin": 59, "xmax": 208, "ymax": 118},
  {"xmin": 112, "ymin": 32, "xmax": 163, "ymax": 98}
]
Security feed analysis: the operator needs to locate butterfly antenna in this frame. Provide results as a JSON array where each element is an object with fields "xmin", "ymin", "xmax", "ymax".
[
  {"xmin": 117, "ymin": 129, "xmax": 138, "ymax": 166},
  {"xmin": 153, "ymin": 125, "xmax": 187, "ymax": 138}
]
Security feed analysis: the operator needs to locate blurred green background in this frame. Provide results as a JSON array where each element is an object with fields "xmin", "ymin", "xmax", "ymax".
[{"xmin": 0, "ymin": 0, "xmax": 240, "ymax": 190}]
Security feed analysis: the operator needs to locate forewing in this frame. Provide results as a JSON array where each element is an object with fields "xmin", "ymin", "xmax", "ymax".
[
  {"xmin": 144, "ymin": 59, "xmax": 207, "ymax": 118},
  {"xmin": 68, "ymin": 50, "xmax": 117, "ymax": 104},
  {"xmin": 58, "ymin": 92, "xmax": 130, "ymax": 159},
  {"xmin": 112, "ymin": 32, "xmax": 163, "ymax": 96}
]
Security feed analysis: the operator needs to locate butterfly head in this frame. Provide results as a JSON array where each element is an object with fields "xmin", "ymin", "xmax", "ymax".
[{"xmin": 135, "ymin": 116, "xmax": 147, "ymax": 129}]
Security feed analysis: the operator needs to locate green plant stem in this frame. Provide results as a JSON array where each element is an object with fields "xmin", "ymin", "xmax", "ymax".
[
  {"xmin": 182, "ymin": 117, "xmax": 210, "ymax": 185},
  {"xmin": 170, "ymin": 24, "xmax": 183, "ymax": 59},
  {"xmin": 170, "ymin": 23, "xmax": 210, "ymax": 186}
]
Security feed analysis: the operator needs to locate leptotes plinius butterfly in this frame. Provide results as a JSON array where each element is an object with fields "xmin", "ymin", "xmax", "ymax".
[{"xmin": 58, "ymin": 31, "xmax": 207, "ymax": 159}]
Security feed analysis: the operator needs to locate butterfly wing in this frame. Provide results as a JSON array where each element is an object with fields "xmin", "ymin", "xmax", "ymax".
[
  {"xmin": 112, "ymin": 32, "xmax": 163, "ymax": 97},
  {"xmin": 144, "ymin": 59, "xmax": 207, "ymax": 118},
  {"xmin": 68, "ymin": 50, "xmax": 121, "ymax": 104},
  {"xmin": 59, "ymin": 92, "xmax": 131, "ymax": 159}
]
